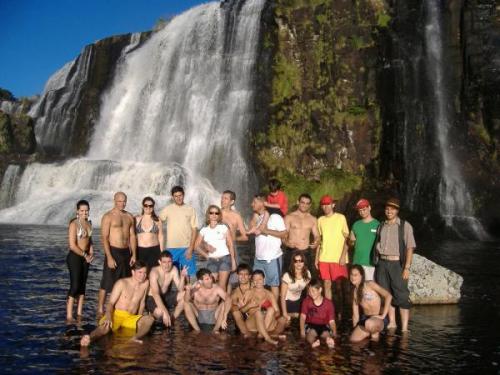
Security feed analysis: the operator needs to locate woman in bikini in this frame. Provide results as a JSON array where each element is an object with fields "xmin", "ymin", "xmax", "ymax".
[
  {"xmin": 239, "ymin": 270, "xmax": 286, "ymax": 345},
  {"xmin": 135, "ymin": 197, "xmax": 164, "ymax": 272},
  {"xmin": 349, "ymin": 264, "xmax": 393, "ymax": 342},
  {"xmin": 66, "ymin": 199, "xmax": 94, "ymax": 322},
  {"xmin": 281, "ymin": 251, "xmax": 311, "ymax": 322}
]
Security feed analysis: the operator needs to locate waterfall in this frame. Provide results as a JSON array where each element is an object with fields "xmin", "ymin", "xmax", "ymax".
[
  {"xmin": 424, "ymin": 0, "xmax": 489, "ymax": 240},
  {"xmin": 0, "ymin": 0, "xmax": 264, "ymax": 225},
  {"xmin": 0, "ymin": 165, "xmax": 21, "ymax": 209}
]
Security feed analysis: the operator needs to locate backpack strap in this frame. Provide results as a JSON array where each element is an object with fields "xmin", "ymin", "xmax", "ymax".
[
  {"xmin": 398, "ymin": 219, "xmax": 406, "ymax": 267},
  {"xmin": 370, "ymin": 222, "xmax": 382, "ymax": 266}
]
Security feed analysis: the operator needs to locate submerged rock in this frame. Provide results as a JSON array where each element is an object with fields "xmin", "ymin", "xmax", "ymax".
[{"xmin": 409, "ymin": 254, "xmax": 463, "ymax": 304}]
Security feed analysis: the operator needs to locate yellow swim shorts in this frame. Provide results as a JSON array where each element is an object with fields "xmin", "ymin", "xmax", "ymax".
[{"xmin": 99, "ymin": 309, "xmax": 141, "ymax": 333}]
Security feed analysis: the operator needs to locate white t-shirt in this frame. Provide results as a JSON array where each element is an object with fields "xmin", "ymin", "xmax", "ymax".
[
  {"xmin": 282, "ymin": 271, "xmax": 311, "ymax": 301},
  {"xmin": 199, "ymin": 224, "xmax": 230, "ymax": 258},
  {"xmin": 255, "ymin": 213, "xmax": 285, "ymax": 261}
]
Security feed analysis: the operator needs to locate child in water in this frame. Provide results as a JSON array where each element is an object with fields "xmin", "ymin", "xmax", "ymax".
[{"xmin": 300, "ymin": 279, "xmax": 336, "ymax": 349}]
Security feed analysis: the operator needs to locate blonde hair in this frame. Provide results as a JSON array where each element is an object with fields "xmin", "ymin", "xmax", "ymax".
[{"xmin": 205, "ymin": 204, "xmax": 222, "ymax": 225}]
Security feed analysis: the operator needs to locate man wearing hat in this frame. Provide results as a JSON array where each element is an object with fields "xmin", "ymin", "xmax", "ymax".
[
  {"xmin": 349, "ymin": 198, "xmax": 380, "ymax": 281},
  {"xmin": 316, "ymin": 194, "xmax": 350, "ymax": 320},
  {"xmin": 374, "ymin": 197, "xmax": 416, "ymax": 332}
]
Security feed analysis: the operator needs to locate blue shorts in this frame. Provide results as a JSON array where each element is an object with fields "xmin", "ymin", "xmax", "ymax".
[
  {"xmin": 168, "ymin": 247, "xmax": 197, "ymax": 277},
  {"xmin": 253, "ymin": 256, "xmax": 282, "ymax": 287}
]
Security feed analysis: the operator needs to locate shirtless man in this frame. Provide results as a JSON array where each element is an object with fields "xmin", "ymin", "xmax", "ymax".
[
  {"xmin": 284, "ymin": 193, "xmax": 320, "ymax": 276},
  {"xmin": 239, "ymin": 270, "xmax": 287, "ymax": 345},
  {"xmin": 183, "ymin": 268, "xmax": 229, "ymax": 332},
  {"xmin": 220, "ymin": 190, "xmax": 248, "ymax": 290},
  {"xmin": 349, "ymin": 265, "xmax": 392, "ymax": 342},
  {"xmin": 230, "ymin": 264, "xmax": 252, "ymax": 336},
  {"xmin": 97, "ymin": 192, "xmax": 137, "ymax": 317},
  {"xmin": 80, "ymin": 261, "xmax": 154, "ymax": 346},
  {"xmin": 146, "ymin": 250, "xmax": 187, "ymax": 327}
]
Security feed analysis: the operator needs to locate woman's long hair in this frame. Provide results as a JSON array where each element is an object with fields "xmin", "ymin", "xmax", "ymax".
[
  {"xmin": 141, "ymin": 196, "xmax": 159, "ymax": 221},
  {"xmin": 287, "ymin": 250, "xmax": 311, "ymax": 283},
  {"xmin": 351, "ymin": 264, "xmax": 366, "ymax": 305}
]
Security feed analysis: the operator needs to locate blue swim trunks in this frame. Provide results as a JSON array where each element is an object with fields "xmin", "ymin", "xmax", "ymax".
[{"xmin": 168, "ymin": 247, "xmax": 197, "ymax": 277}]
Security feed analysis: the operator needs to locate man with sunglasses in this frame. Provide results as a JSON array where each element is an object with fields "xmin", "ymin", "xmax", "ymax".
[{"xmin": 159, "ymin": 186, "xmax": 198, "ymax": 280}]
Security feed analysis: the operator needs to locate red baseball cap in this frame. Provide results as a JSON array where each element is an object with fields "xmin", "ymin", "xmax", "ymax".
[
  {"xmin": 320, "ymin": 195, "xmax": 334, "ymax": 205},
  {"xmin": 356, "ymin": 198, "xmax": 370, "ymax": 209}
]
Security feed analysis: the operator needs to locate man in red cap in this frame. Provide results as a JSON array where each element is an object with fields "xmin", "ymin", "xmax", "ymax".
[
  {"xmin": 316, "ymin": 194, "xmax": 349, "ymax": 320},
  {"xmin": 373, "ymin": 197, "xmax": 416, "ymax": 332},
  {"xmin": 349, "ymin": 198, "xmax": 380, "ymax": 281}
]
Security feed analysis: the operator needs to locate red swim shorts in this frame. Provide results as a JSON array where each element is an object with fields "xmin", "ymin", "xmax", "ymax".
[{"xmin": 319, "ymin": 262, "xmax": 348, "ymax": 281}]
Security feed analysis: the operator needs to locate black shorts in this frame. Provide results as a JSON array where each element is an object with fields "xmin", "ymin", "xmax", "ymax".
[
  {"xmin": 305, "ymin": 323, "xmax": 332, "ymax": 337},
  {"xmin": 358, "ymin": 315, "xmax": 389, "ymax": 330},
  {"xmin": 146, "ymin": 289, "xmax": 178, "ymax": 313},
  {"xmin": 137, "ymin": 244, "xmax": 161, "ymax": 272},
  {"xmin": 100, "ymin": 247, "xmax": 131, "ymax": 293}
]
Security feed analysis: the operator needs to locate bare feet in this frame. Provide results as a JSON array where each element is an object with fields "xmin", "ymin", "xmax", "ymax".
[
  {"xmin": 265, "ymin": 337, "xmax": 279, "ymax": 346},
  {"xmin": 277, "ymin": 334, "xmax": 287, "ymax": 341},
  {"xmin": 130, "ymin": 337, "xmax": 143, "ymax": 344},
  {"xmin": 311, "ymin": 339, "xmax": 320, "ymax": 348},
  {"xmin": 371, "ymin": 332, "xmax": 380, "ymax": 342},
  {"xmin": 387, "ymin": 323, "xmax": 397, "ymax": 330},
  {"xmin": 66, "ymin": 317, "xmax": 75, "ymax": 324},
  {"xmin": 80, "ymin": 335, "xmax": 91, "ymax": 347},
  {"xmin": 326, "ymin": 337, "xmax": 335, "ymax": 349}
]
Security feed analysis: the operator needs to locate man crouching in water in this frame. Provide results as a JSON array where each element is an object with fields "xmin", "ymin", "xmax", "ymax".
[
  {"xmin": 80, "ymin": 261, "xmax": 153, "ymax": 347},
  {"xmin": 183, "ymin": 268, "xmax": 229, "ymax": 333},
  {"xmin": 146, "ymin": 250, "xmax": 187, "ymax": 326}
]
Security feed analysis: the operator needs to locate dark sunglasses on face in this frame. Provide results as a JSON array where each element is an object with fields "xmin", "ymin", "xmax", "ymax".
[
  {"xmin": 294, "ymin": 259, "xmax": 304, "ymax": 263},
  {"xmin": 144, "ymin": 204, "xmax": 154, "ymax": 208},
  {"xmin": 209, "ymin": 211, "xmax": 220, "ymax": 215}
]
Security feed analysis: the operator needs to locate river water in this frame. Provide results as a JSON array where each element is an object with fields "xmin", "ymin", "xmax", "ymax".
[{"xmin": 0, "ymin": 224, "xmax": 499, "ymax": 374}]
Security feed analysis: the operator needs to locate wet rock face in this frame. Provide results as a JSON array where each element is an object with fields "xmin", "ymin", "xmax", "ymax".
[
  {"xmin": 408, "ymin": 254, "xmax": 463, "ymax": 304},
  {"xmin": 0, "ymin": 111, "xmax": 36, "ymax": 155},
  {"xmin": 30, "ymin": 32, "xmax": 150, "ymax": 157}
]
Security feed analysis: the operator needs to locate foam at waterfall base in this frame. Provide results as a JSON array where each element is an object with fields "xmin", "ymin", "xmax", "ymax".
[{"xmin": 0, "ymin": 159, "xmax": 221, "ymax": 226}]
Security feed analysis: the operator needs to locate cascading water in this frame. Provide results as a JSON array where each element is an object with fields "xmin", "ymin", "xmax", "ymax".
[
  {"xmin": 0, "ymin": 0, "xmax": 264, "ymax": 225},
  {"xmin": 424, "ymin": 0, "xmax": 489, "ymax": 240}
]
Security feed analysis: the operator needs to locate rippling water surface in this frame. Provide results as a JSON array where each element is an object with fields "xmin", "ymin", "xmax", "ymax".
[{"xmin": 0, "ymin": 224, "xmax": 499, "ymax": 373}]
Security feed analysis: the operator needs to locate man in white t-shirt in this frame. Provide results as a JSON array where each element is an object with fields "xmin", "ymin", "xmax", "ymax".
[{"xmin": 249, "ymin": 193, "xmax": 287, "ymax": 301}]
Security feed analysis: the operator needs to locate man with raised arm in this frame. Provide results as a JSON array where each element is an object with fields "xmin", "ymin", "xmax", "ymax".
[
  {"xmin": 146, "ymin": 250, "xmax": 187, "ymax": 326},
  {"xmin": 249, "ymin": 193, "xmax": 288, "ymax": 301},
  {"xmin": 283, "ymin": 193, "xmax": 320, "ymax": 276},
  {"xmin": 81, "ymin": 261, "xmax": 154, "ymax": 346},
  {"xmin": 97, "ymin": 192, "xmax": 137, "ymax": 318},
  {"xmin": 159, "ymin": 186, "xmax": 198, "ymax": 280},
  {"xmin": 230, "ymin": 263, "xmax": 252, "ymax": 337}
]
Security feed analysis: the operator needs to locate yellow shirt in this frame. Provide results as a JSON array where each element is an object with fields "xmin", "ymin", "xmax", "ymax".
[
  {"xmin": 318, "ymin": 213, "xmax": 349, "ymax": 263},
  {"xmin": 159, "ymin": 203, "xmax": 198, "ymax": 248}
]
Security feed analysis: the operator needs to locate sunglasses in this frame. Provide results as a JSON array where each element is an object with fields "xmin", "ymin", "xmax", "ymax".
[
  {"xmin": 209, "ymin": 211, "xmax": 220, "ymax": 215},
  {"xmin": 143, "ymin": 204, "xmax": 154, "ymax": 208},
  {"xmin": 294, "ymin": 259, "xmax": 304, "ymax": 263}
]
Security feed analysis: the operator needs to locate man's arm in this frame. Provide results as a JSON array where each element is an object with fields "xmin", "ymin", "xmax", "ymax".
[
  {"xmin": 299, "ymin": 313, "xmax": 307, "ymax": 338},
  {"xmin": 138, "ymin": 281, "xmax": 149, "ymax": 315},
  {"xmin": 235, "ymin": 214, "xmax": 248, "ymax": 241},
  {"xmin": 129, "ymin": 214, "xmax": 137, "ymax": 266},
  {"xmin": 173, "ymin": 266, "xmax": 187, "ymax": 291},
  {"xmin": 403, "ymin": 247, "xmax": 414, "ymax": 280},
  {"xmin": 226, "ymin": 231, "xmax": 237, "ymax": 271},
  {"xmin": 186, "ymin": 227, "xmax": 198, "ymax": 260},
  {"xmin": 310, "ymin": 217, "xmax": 320, "ymax": 249},
  {"xmin": 101, "ymin": 214, "xmax": 116, "ymax": 269},
  {"xmin": 150, "ymin": 271, "xmax": 169, "ymax": 319},
  {"xmin": 103, "ymin": 280, "xmax": 123, "ymax": 327}
]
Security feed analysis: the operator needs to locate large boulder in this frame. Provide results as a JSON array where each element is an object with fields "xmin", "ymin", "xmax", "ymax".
[{"xmin": 408, "ymin": 254, "xmax": 463, "ymax": 304}]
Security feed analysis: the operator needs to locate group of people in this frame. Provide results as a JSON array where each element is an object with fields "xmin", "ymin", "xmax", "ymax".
[{"xmin": 66, "ymin": 180, "xmax": 416, "ymax": 349}]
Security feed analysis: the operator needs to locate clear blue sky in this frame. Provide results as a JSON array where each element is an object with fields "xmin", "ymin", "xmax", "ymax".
[{"xmin": 0, "ymin": 0, "xmax": 208, "ymax": 98}]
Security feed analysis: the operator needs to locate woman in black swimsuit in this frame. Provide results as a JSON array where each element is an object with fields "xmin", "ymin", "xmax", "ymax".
[
  {"xmin": 66, "ymin": 199, "xmax": 93, "ymax": 322},
  {"xmin": 135, "ymin": 197, "xmax": 164, "ymax": 272}
]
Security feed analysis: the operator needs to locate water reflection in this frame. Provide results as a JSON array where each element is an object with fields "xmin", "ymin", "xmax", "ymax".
[{"xmin": 0, "ymin": 225, "xmax": 499, "ymax": 373}]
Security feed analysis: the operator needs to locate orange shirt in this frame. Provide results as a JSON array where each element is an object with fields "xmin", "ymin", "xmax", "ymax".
[{"xmin": 267, "ymin": 190, "xmax": 288, "ymax": 215}]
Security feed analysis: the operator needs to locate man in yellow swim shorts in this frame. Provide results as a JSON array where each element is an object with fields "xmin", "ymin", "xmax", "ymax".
[{"xmin": 81, "ymin": 261, "xmax": 154, "ymax": 346}]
